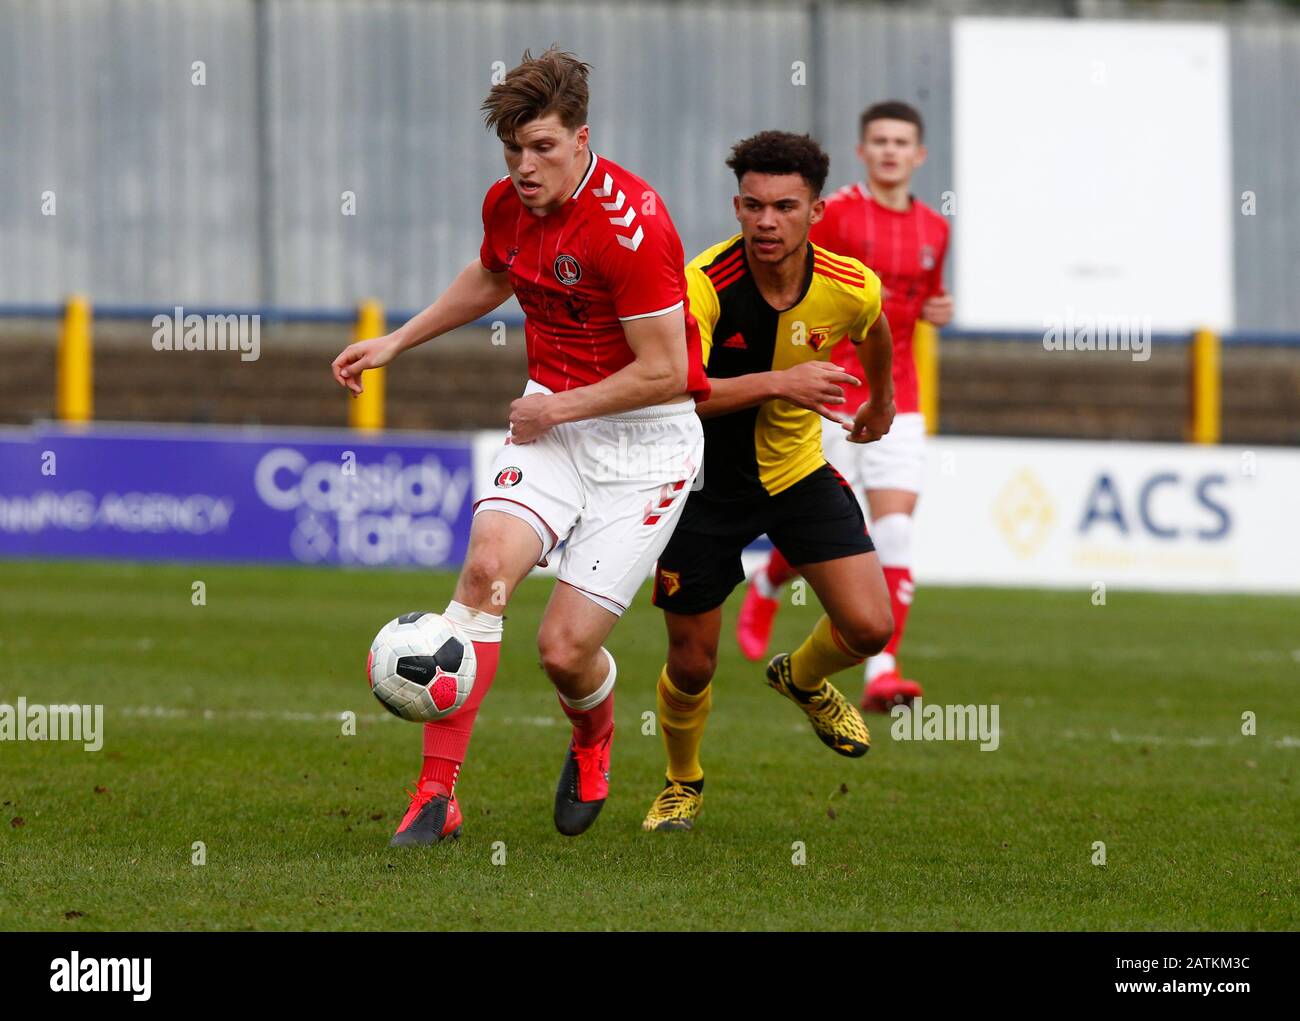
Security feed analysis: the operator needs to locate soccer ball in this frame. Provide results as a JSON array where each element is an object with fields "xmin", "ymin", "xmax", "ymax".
[{"xmin": 367, "ymin": 611, "xmax": 477, "ymax": 722}]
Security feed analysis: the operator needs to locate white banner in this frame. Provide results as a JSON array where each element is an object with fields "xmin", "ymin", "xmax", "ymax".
[
  {"xmin": 914, "ymin": 438, "xmax": 1299, "ymax": 593},
  {"xmin": 474, "ymin": 428, "xmax": 1298, "ymax": 594},
  {"xmin": 953, "ymin": 18, "xmax": 1234, "ymax": 332}
]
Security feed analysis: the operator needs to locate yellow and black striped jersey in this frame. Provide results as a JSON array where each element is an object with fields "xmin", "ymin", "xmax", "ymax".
[{"xmin": 687, "ymin": 234, "xmax": 882, "ymax": 500}]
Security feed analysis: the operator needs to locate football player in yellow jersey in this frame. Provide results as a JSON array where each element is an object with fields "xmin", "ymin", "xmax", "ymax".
[{"xmin": 642, "ymin": 131, "xmax": 897, "ymax": 831}]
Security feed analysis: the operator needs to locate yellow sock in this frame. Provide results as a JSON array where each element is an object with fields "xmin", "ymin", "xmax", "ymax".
[
  {"xmin": 657, "ymin": 665, "xmax": 711, "ymax": 783},
  {"xmin": 789, "ymin": 615, "xmax": 869, "ymax": 691}
]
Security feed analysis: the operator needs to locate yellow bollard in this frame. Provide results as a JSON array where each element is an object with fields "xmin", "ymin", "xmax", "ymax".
[
  {"xmin": 913, "ymin": 319, "xmax": 939, "ymax": 435},
  {"xmin": 56, "ymin": 294, "xmax": 93, "ymax": 424},
  {"xmin": 1188, "ymin": 328, "xmax": 1221, "ymax": 444},
  {"xmin": 349, "ymin": 299, "xmax": 386, "ymax": 432}
]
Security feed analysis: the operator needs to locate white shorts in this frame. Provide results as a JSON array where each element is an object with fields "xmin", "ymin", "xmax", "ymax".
[
  {"xmin": 821, "ymin": 411, "xmax": 926, "ymax": 500},
  {"xmin": 475, "ymin": 380, "xmax": 704, "ymax": 616}
]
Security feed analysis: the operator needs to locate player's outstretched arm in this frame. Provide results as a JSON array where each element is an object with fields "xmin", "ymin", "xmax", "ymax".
[
  {"xmin": 330, "ymin": 259, "xmax": 513, "ymax": 395},
  {"xmin": 694, "ymin": 361, "xmax": 860, "ymax": 420},
  {"xmin": 845, "ymin": 311, "xmax": 895, "ymax": 443},
  {"xmin": 507, "ymin": 308, "xmax": 688, "ymax": 441}
]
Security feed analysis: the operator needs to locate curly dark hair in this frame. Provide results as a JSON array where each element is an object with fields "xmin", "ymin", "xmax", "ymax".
[{"xmin": 725, "ymin": 131, "xmax": 830, "ymax": 196}]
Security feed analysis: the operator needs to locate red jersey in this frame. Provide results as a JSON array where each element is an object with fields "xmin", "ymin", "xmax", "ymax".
[
  {"xmin": 809, "ymin": 183, "xmax": 949, "ymax": 414},
  {"xmin": 479, "ymin": 153, "xmax": 710, "ymax": 402}
]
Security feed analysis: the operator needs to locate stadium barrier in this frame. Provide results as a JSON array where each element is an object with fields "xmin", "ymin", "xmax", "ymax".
[
  {"xmin": 31, "ymin": 297, "xmax": 1288, "ymax": 447},
  {"xmin": 0, "ymin": 422, "xmax": 474, "ymax": 568},
  {"xmin": 2, "ymin": 422, "xmax": 1295, "ymax": 593},
  {"xmin": 910, "ymin": 435, "xmax": 1298, "ymax": 594}
]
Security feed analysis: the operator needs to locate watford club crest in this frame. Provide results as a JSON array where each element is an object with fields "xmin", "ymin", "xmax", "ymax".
[
  {"xmin": 658, "ymin": 568, "xmax": 682, "ymax": 597},
  {"xmin": 808, "ymin": 327, "xmax": 832, "ymax": 351}
]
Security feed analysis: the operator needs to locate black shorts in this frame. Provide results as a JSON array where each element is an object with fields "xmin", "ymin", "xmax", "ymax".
[{"xmin": 652, "ymin": 463, "xmax": 873, "ymax": 615}]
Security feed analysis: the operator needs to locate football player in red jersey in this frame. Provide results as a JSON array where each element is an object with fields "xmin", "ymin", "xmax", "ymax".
[
  {"xmin": 331, "ymin": 49, "xmax": 709, "ymax": 844},
  {"xmin": 736, "ymin": 100, "xmax": 953, "ymax": 713}
]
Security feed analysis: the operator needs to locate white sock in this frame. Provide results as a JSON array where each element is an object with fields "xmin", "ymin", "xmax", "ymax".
[
  {"xmin": 870, "ymin": 512, "xmax": 913, "ymax": 568},
  {"xmin": 558, "ymin": 648, "xmax": 616, "ymax": 711},
  {"xmin": 865, "ymin": 511, "xmax": 912, "ymax": 684},
  {"xmin": 866, "ymin": 652, "xmax": 896, "ymax": 683},
  {"xmin": 443, "ymin": 600, "xmax": 503, "ymax": 643}
]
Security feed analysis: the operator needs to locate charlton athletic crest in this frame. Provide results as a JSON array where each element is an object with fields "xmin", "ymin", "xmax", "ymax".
[
  {"xmin": 920, "ymin": 245, "xmax": 936, "ymax": 271},
  {"xmin": 553, "ymin": 254, "xmax": 582, "ymax": 286},
  {"xmin": 495, "ymin": 466, "xmax": 523, "ymax": 488}
]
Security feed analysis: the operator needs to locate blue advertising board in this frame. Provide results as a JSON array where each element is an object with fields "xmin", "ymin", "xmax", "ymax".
[{"xmin": 0, "ymin": 424, "xmax": 474, "ymax": 567}]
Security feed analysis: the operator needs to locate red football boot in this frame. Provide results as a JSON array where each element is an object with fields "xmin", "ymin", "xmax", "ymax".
[
  {"xmin": 736, "ymin": 580, "xmax": 780, "ymax": 662},
  {"xmin": 897, "ymin": 676, "xmax": 924, "ymax": 701},
  {"xmin": 389, "ymin": 778, "xmax": 463, "ymax": 847},
  {"xmin": 553, "ymin": 729, "xmax": 612, "ymax": 836},
  {"xmin": 861, "ymin": 670, "xmax": 923, "ymax": 714}
]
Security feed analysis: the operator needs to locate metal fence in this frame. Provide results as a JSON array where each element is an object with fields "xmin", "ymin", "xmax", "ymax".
[{"xmin": 1, "ymin": 0, "xmax": 1297, "ymax": 330}]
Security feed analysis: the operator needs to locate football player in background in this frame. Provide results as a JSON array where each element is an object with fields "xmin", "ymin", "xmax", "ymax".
[
  {"xmin": 332, "ymin": 49, "xmax": 709, "ymax": 845},
  {"xmin": 642, "ymin": 131, "xmax": 894, "ymax": 832},
  {"xmin": 736, "ymin": 101, "xmax": 952, "ymax": 713}
]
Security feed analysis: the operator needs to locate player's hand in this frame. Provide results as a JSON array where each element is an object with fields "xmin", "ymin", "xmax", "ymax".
[
  {"xmin": 331, "ymin": 334, "xmax": 402, "ymax": 396},
  {"xmin": 921, "ymin": 292, "xmax": 954, "ymax": 327},
  {"xmin": 845, "ymin": 396, "xmax": 894, "ymax": 443},
  {"xmin": 508, "ymin": 393, "xmax": 556, "ymax": 444},
  {"xmin": 776, "ymin": 361, "xmax": 861, "ymax": 420}
]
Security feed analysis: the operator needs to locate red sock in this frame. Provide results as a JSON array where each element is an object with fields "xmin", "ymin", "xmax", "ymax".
[
  {"xmin": 558, "ymin": 687, "xmax": 614, "ymax": 747},
  {"xmin": 419, "ymin": 639, "xmax": 501, "ymax": 793},
  {"xmin": 765, "ymin": 548, "xmax": 798, "ymax": 588},
  {"xmin": 882, "ymin": 566, "xmax": 914, "ymax": 658}
]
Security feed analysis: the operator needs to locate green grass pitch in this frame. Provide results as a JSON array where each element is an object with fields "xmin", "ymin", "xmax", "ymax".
[{"xmin": 0, "ymin": 560, "xmax": 1295, "ymax": 930}]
